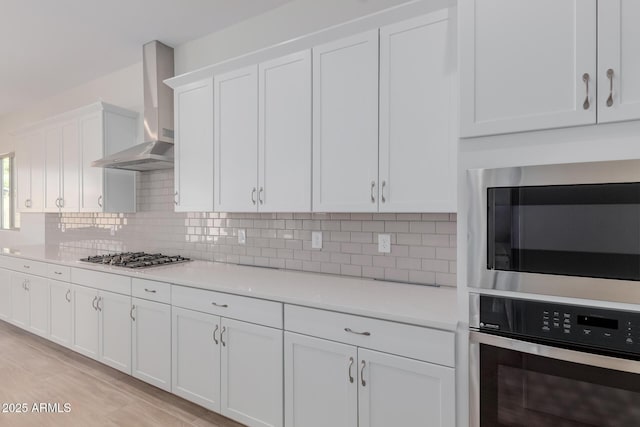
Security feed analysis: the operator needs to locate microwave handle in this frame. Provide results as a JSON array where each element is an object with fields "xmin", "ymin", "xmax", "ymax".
[{"xmin": 486, "ymin": 189, "xmax": 495, "ymax": 270}]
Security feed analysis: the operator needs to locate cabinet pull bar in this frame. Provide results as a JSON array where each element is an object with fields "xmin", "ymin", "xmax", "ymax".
[
  {"xmin": 348, "ymin": 357, "xmax": 354, "ymax": 383},
  {"xmin": 607, "ymin": 68, "xmax": 614, "ymax": 107},
  {"xmin": 213, "ymin": 324, "xmax": 219, "ymax": 345},
  {"xmin": 98, "ymin": 195, "xmax": 103, "ymax": 208},
  {"xmin": 259, "ymin": 187, "xmax": 264, "ymax": 205},
  {"xmin": 65, "ymin": 289, "xmax": 71, "ymax": 303},
  {"xmin": 344, "ymin": 327, "xmax": 371, "ymax": 336},
  {"xmin": 360, "ymin": 360, "xmax": 366, "ymax": 387},
  {"xmin": 144, "ymin": 288, "xmax": 157, "ymax": 293},
  {"xmin": 130, "ymin": 304, "xmax": 136, "ymax": 321},
  {"xmin": 97, "ymin": 297, "xmax": 103, "ymax": 312},
  {"xmin": 220, "ymin": 326, "xmax": 227, "ymax": 347},
  {"xmin": 251, "ymin": 188, "xmax": 257, "ymax": 205},
  {"xmin": 23, "ymin": 265, "xmax": 30, "ymax": 269},
  {"xmin": 381, "ymin": 181, "xmax": 386, "ymax": 203},
  {"xmin": 54, "ymin": 271, "xmax": 63, "ymax": 275},
  {"xmin": 582, "ymin": 73, "xmax": 591, "ymax": 110},
  {"xmin": 92, "ymin": 296, "xmax": 98, "ymax": 311},
  {"xmin": 211, "ymin": 302, "xmax": 228, "ymax": 308},
  {"xmin": 370, "ymin": 181, "xmax": 376, "ymax": 203},
  {"xmin": 174, "ymin": 191, "xmax": 179, "ymax": 206}
]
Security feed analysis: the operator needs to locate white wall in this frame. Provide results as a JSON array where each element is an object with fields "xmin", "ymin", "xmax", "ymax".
[
  {"xmin": 0, "ymin": 62, "xmax": 143, "ymax": 246},
  {"xmin": 174, "ymin": 0, "xmax": 415, "ymax": 74}
]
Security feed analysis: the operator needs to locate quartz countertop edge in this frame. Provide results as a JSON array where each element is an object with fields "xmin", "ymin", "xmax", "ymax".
[{"xmin": 1, "ymin": 245, "xmax": 459, "ymax": 331}]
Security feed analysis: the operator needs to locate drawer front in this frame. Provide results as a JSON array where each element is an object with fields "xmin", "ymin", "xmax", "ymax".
[
  {"xmin": 71, "ymin": 268, "xmax": 131, "ymax": 295},
  {"xmin": 132, "ymin": 278, "xmax": 171, "ymax": 304},
  {"xmin": 172, "ymin": 285, "xmax": 282, "ymax": 329},
  {"xmin": 47, "ymin": 264, "xmax": 71, "ymax": 282},
  {"xmin": 0, "ymin": 256, "xmax": 12, "ymax": 270},
  {"xmin": 7, "ymin": 258, "xmax": 48, "ymax": 277},
  {"xmin": 285, "ymin": 305, "xmax": 455, "ymax": 367}
]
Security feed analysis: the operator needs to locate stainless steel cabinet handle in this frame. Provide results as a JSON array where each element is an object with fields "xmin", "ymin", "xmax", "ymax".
[
  {"xmin": 23, "ymin": 265, "xmax": 30, "ymax": 269},
  {"xmin": 97, "ymin": 297, "xmax": 103, "ymax": 312},
  {"xmin": 381, "ymin": 181, "xmax": 386, "ymax": 203},
  {"xmin": 55, "ymin": 198, "xmax": 60, "ymax": 208},
  {"xmin": 370, "ymin": 181, "xmax": 376, "ymax": 203},
  {"xmin": 251, "ymin": 188, "xmax": 257, "ymax": 205},
  {"xmin": 92, "ymin": 296, "xmax": 98, "ymax": 311},
  {"xmin": 54, "ymin": 271, "xmax": 62, "ymax": 275},
  {"xmin": 259, "ymin": 187, "xmax": 264, "ymax": 205},
  {"xmin": 211, "ymin": 302, "xmax": 228, "ymax": 308},
  {"xmin": 213, "ymin": 324, "xmax": 219, "ymax": 345},
  {"xmin": 144, "ymin": 288, "xmax": 157, "ymax": 293},
  {"xmin": 345, "ymin": 327, "xmax": 371, "ymax": 336},
  {"xmin": 607, "ymin": 68, "xmax": 614, "ymax": 107},
  {"xmin": 130, "ymin": 304, "xmax": 136, "ymax": 321},
  {"xmin": 174, "ymin": 191, "xmax": 179, "ymax": 206},
  {"xmin": 582, "ymin": 73, "xmax": 591, "ymax": 110},
  {"xmin": 98, "ymin": 195, "xmax": 103, "ymax": 208},
  {"xmin": 24, "ymin": 199, "xmax": 28, "ymax": 208},
  {"xmin": 25, "ymin": 280, "xmax": 29, "ymax": 291},
  {"xmin": 348, "ymin": 357, "xmax": 354, "ymax": 383},
  {"xmin": 360, "ymin": 360, "xmax": 366, "ymax": 387},
  {"xmin": 65, "ymin": 289, "xmax": 71, "ymax": 303},
  {"xmin": 58, "ymin": 198, "xmax": 64, "ymax": 208},
  {"xmin": 220, "ymin": 326, "xmax": 227, "ymax": 347}
]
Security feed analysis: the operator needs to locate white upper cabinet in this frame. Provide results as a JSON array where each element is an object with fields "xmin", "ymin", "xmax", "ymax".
[
  {"xmin": 313, "ymin": 30, "xmax": 380, "ymax": 212},
  {"xmin": 44, "ymin": 120, "xmax": 79, "ymax": 212},
  {"xmin": 379, "ymin": 11, "xmax": 456, "ymax": 212},
  {"xmin": 258, "ymin": 51, "xmax": 312, "ymax": 212},
  {"xmin": 174, "ymin": 79, "xmax": 214, "ymax": 212},
  {"xmin": 598, "ymin": 0, "xmax": 640, "ymax": 123},
  {"xmin": 214, "ymin": 65, "xmax": 259, "ymax": 212},
  {"xmin": 460, "ymin": 0, "xmax": 597, "ymax": 137},
  {"xmin": 16, "ymin": 130, "xmax": 44, "ymax": 212}
]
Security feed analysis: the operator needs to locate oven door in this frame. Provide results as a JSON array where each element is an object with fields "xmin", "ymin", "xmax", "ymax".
[{"xmin": 470, "ymin": 331, "xmax": 640, "ymax": 427}]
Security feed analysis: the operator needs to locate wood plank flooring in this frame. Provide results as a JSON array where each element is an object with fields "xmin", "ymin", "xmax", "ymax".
[{"xmin": 0, "ymin": 321, "xmax": 245, "ymax": 427}]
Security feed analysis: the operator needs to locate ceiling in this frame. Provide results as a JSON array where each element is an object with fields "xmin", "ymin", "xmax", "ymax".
[{"xmin": 0, "ymin": 0, "xmax": 291, "ymax": 116}]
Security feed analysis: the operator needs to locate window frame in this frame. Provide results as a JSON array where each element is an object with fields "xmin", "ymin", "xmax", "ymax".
[{"xmin": 0, "ymin": 152, "xmax": 17, "ymax": 230}]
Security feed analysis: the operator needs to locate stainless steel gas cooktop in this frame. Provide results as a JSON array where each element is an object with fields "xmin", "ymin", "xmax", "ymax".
[{"xmin": 79, "ymin": 252, "xmax": 190, "ymax": 269}]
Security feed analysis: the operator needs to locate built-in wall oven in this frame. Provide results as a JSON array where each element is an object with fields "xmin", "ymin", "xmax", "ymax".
[{"xmin": 467, "ymin": 160, "xmax": 640, "ymax": 427}]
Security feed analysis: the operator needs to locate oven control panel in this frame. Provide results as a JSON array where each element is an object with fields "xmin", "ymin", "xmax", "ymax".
[{"xmin": 479, "ymin": 295, "xmax": 640, "ymax": 356}]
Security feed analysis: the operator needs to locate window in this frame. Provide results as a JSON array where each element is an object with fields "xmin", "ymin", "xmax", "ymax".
[{"xmin": 0, "ymin": 153, "xmax": 17, "ymax": 230}]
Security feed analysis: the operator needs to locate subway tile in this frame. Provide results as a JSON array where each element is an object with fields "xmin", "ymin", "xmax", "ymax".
[
  {"xmin": 384, "ymin": 268, "xmax": 409, "ymax": 282},
  {"xmin": 329, "ymin": 231, "xmax": 351, "ymax": 242},
  {"xmin": 385, "ymin": 221, "xmax": 409, "ymax": 233},
  {"xmin": 321, "ymin": 262, "xmax": 341, "ymax": 274},
  {"xmin": 285, "ymin": 240, "xmax": 303, "ymax": 250},
  {"xmin": 341, "ymin": 221, "xmax": 362, "ymax": 232},
  {"xmin": 435, "ymin": 272, "xmax": 457, "ymax": 286},
  {"xmin": 396, "ymin": 233, "xmax": 422, "ymax": 245},
  {"xmin": 409, "ymin": 270, "xmax": 436, "ymax": 285},
  {"xmin": 409, "ymin": 221, "xmax": 436, "ymax": 233},
  {"xmin": 409, "ymin": 246, "xmax": 436, "ymax": 259},
  {"xmin": 340, "ymin": 243, "xmax": 362, "ymax": 254},
  {"xmin": 285, "ymin": 259, "xmax": 303, "ymax": 270},
  {"xmin": 362, "ymin": 221, "xmax": 385, "ymax": 232},
  {"xmin": 422, "ymin": 234, "xmax": 451, "ymax": 247},
  {"xmin": 436, "ymin": 221, "xmax": 457, "ymax": 235},
  {"xmin": 350, "ymin": 232, "xmax": 373, "ymax": 244},
  {"xmin": 302, "ymin": 261, "xmax": 322, "ymax": 273},
  {"xmin": 341, "ymin": 264, "xmax": 362, "ymax": 277},
  {"xmin": 422, "ymin": 259, "xmax": 450, "ymax": 273},
  {"xmin": 350, "ymin": 254, "xmax": 373, "ymax": 266},
  {"xmin": 396, "ymin": 257, "xmax": 422, "ymax": 270},
  {"xmin": 331, "ymin": 252, "xmax": 351, "ymax": 264},
  {"xmin": 362, "ymin": 266, "xmax": 385, "ymax": 280},
  {"xmin": 436, "ymin": 247, "xmax": 457, "ymax": 260},
  {"xmin": 372, "ymin": 256, "xmax": 396, "ymax": 269},
  {"xmin": 311, "ymin": 251, "xmax": 332, "ymax": 262},
  {"xmin": 321, "ymin": 220, "xmax": 341, "ymax": 231},
  {"xmin": 422, "ymin": 213, "xmax": 451, "ymax": 221}
]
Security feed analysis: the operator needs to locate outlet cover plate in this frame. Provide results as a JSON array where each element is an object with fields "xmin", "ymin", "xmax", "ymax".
[
  {"xmin": 378, "ymin": 234, "xmax": 391, "ymax": 253},
  {"xmin": 238, "ymin": 229, "xmax": 246, "ymax": 245},
  {"xmin": 312, "ymin": 231, "xmax": 323, "ymax": 249}
]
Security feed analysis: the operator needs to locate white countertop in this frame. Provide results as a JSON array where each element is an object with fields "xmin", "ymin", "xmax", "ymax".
[{"xmin": 1, "ymin": 245, "xmax": 459, "ymax": 331}]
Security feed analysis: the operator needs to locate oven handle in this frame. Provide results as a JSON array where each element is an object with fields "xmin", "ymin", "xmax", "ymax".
[{"xmin": 470, "ymin": 331, "xmax": 640, "ymax": 374}]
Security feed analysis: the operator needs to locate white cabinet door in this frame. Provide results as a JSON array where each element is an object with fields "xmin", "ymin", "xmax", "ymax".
[
  {"xmin": 174, "ymin": 79, "xmax": 214, "ymax": 212},
  {"xmin": 72, "ymin": 284, "xmax": 99, "ymax": 359},
  {"xmin": 312, "ymin": 30, "xmax": 380, "ymax": 212},
  {"xmin": 221, "ymin": 318, "xmax": 283, "ymax": 427},
  {"xmin": 598, "ymin": 0, "xmax": 640, "ymax": 123},
  {"xmin": 0, "ymin": 268, "xmax": 12, "ymax": 320},
  {"xmin": 98, "ymin": 290, "xmax": 131, "ymax": 374},
  {"xmin": 60, "ymin": 120, "xmax": 80, "ymax": 211},
  {"xmin": 10, "ymin": 274, "xmax": 29, "ymax": 328},
  {"xmin": 44, "ymin": 126, "xmax": 62, "ymax": 212},
  {"xmin": 214, "ymin": 65, "xmax": 259, "ymax": 212},
  {"xmin": 379, "ymin": 12, "xmax": 456, "ymax": 212},
  {"xmin": 29, "ymin": 131, "xmax": 45, "ymax": 212},
  {"xmin": 258, "ymin": 51, "xmax": 312, "ymax": 212},
  {"xmin": 49, "ymin": 280, "xmax": 72, "ymax": 347},
  {"xmin": 79, "ymin": 112, "xmax": 104, "ymax": 212},
  {"xmin": 284, "ymin": 332, "xmax": 357, "ymax": 427},
  {"xmin": 16, "ymin": 130, "xmax": 44, "ymax": 212},
  {"xmin": 132, "ymin": 298, "xmax": 171, "ymax": 392},
  {"xmin": 15, "ymin": 133, "xmax": 32, "ymax": 212},
  {"xmin": 357, "ymin": 349, "xmax": 455, "ymax": 427},
  {"xmin": 460, "ymin": 0, "xmax": 597, "ymax": 137},
  {"xmin": 172, "ymin": 307, "xmax": 221, "ymax": 412},
  {"xmin": 27, "ymin": 275, "xmax": 49, "ymax": 338}
]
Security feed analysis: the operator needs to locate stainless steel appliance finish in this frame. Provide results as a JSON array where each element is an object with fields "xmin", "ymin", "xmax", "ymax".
[
  {"xmin": 92, "ymin": 41, "xmax": 175, "ymax": 171},
  {"xmin": 469, "ymin": 294, "xmax": 640, "ymax": 427},
  {"xmin": 80, "ymin": 252, "xmax": 190, "ymax": 269},
  {"xmin": 467, "ymin": 159, "xmax": 640, "ymax": 304}
]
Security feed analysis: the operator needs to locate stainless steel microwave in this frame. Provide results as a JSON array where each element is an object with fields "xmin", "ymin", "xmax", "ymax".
[{"xmin": 467, "ymin": 160, "xmax": 640, "ymax": 304}]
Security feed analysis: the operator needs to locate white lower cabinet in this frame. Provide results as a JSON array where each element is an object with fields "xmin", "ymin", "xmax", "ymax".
[
  {"xmin": 0, "ymin": 268, "xmax": 12, "ymax": 321},
  {"xmin": 221, "ymin": 318, "xmax": 283, "ymax": 427},
  {"xmin": 357, "ymin": 348, "xmax": 455, "ymax": 427},
  {"xmin": 11, "ymin": 274, "xmax": 31, "ymax": 329},
  {"xmin": 132, "ymin": 297, "xmax": 171, "ymax": 392},
  {"xmin": 49, "ymin": 280, "xmax": 73, "ymax": 347},
  {"xmin": 172, "ymin": 307, "xmax": 221, "ymax": 411},
  {"xmin": 285, "ymin": 332, "xmax": 358, "ymax": 427},
  {"xmin": 72, "ymin": 284, "xmax": 131, "ymax": 374},
  {"xmin": 10, "ymin": 273, "xmax": 49, "ymax": 337}
]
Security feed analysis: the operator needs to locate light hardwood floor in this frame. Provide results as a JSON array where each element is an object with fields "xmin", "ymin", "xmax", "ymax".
[{"xmin": 0, "ymin": 321, "xmax": 245, "ymax": 427}]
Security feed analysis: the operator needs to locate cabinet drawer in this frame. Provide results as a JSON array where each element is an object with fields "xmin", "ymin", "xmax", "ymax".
[
  {"xmin": 172, "ymin": 285, "xmax": 282, "ymax": 329},
  {"xmin": 132, "ymin": 278, "xmax": 171, "ymax": 304},
  {"xmin": 0, "ymin": 256, "xmax": 12, "ymax": 270},
  {"xmin": 71, "ymin": 268, "xmax": 131, "ymax": 295},
  {"xmin": 7, "ymin": 258, "xmax": 48, "ymax": 277},
  {"xmin": 285, "ymin": 305, "xmax": 455, "ymax": 367},
  {"xmin": 47, "ymin": 264, "xmax": 71, "ymax": 282}
]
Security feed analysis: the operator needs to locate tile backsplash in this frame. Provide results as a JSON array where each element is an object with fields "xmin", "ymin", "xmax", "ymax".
[{"xmin": 45, "ymin": 170, "xmax": 457, "ymax": 286}]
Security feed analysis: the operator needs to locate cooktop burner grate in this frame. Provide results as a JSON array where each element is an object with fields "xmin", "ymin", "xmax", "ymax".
[{"xmin": 79, "ymin": 252, "xmax": 191, "ymax": 269}]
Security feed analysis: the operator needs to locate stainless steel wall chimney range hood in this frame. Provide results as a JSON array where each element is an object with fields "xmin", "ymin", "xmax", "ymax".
[{"xmin": 92, "ymin": 41, "xmax": 175, "ymax": 171}]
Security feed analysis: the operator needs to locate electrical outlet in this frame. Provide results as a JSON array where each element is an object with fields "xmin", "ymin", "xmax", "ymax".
[
  {"xmin": 312, "ymin": 231, "xmax": 323, "ymax": 249},
  {"xmin": 110, "ymin": 225, "xmax": 116, "ymax": 237},
  {"xmin": 60, "ymin": 223, "xmax": 65, "ymax": 233},
  {"xmin": 378, "ymin": 234, "xmax": 391, "ymax": 253},
  {"xmin": 238, "ymin": 229, "xmax": 246, "ymax": 245}
]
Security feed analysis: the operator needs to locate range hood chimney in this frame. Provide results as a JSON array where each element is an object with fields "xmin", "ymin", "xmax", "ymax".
[{"xmin": 92, "ymin": 41, "xmax": 175, "ymax": 171}]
